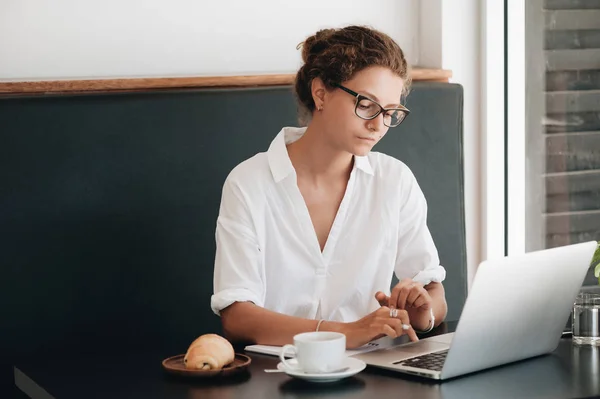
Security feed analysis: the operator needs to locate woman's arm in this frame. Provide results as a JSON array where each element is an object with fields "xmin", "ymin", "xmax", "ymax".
[
  {"xmin": 221, "ymin": 302, "xmax": 334, "ymax": 345},
  {"xmin": 221, "ymin": 301, "xmax": 419, "ymax": 348}
]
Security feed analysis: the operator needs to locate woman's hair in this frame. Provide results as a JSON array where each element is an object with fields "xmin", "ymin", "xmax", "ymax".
[{"xmin": 294, "ymin": 25, "xmax": 411, "ymax": 123}]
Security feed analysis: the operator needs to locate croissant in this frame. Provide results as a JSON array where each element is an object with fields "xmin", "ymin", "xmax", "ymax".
[{"xmin": 183, "ymin": 333, "xmax": 235, "ymax": 370}]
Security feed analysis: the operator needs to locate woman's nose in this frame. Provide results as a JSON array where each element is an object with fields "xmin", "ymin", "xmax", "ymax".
[{"xmin": 369, "ymin": 112, "xmax": 387, "ymax": 131}]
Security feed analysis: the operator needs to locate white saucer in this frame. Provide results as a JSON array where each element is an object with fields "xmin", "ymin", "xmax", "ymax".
[{"xmin": 276, "ymin": 357, "xmax": 366, "ymax": 383}]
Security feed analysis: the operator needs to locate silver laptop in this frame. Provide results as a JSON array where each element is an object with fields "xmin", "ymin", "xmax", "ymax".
[{"xmin": 354, "ymin": 241, "xmax": 598, "ymax": 380}]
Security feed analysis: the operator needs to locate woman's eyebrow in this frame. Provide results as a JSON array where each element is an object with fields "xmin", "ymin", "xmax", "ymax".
[{"xmin": 357, "ymin": 89, "xmax": 401, "ymax": 107}]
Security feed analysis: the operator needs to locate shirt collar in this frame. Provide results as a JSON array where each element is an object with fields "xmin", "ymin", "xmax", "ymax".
[
  {"xmin": 354, "ymin": 154, "xmax": 374, "ymax": 175},
  {"xmin": 267, "ymin": 127, "xmax": 374, "ymax": 183}
]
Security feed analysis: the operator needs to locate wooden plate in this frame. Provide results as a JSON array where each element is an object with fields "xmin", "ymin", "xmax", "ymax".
[{"xmin": 162, "ymin": 353, "xmax": 251, "ymax": 378}]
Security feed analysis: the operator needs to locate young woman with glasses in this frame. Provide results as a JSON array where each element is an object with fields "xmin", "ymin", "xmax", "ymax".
[{"xmin": 211, "ymin": 25, "xmax": 447, "ymax": 349}]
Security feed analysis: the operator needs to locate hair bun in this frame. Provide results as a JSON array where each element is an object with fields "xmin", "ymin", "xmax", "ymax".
[{"xmin": 297, "ymin": 28, "xmax": 335, "ymax": 63}]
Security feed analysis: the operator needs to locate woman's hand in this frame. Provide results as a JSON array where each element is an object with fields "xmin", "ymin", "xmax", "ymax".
[
  {"xmin": 377, "ymin": 278, "xmax": 433, "ymax": 311},
  {"xmin": 340, "ymin": 306, "xmax": 419, "ymax": 349}
]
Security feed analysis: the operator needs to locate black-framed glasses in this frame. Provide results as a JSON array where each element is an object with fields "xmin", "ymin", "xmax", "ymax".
[{"xmin": 333, "ymin": 83, "xmax": 410, "ymax": 127}]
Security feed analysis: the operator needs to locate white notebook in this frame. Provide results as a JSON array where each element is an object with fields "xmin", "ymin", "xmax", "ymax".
[{"xmin": 245, "ymin": 336, "xmax": 388, "ymax": 358}]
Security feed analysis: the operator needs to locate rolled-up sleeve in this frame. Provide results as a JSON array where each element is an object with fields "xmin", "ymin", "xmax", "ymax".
[
  {"xmin": 210, "ymin": 177, "xmax": 265, "ymax": 316},
  {"xmin": 394, "ymin": 168, "xmax": 446, "ymax": 286}
]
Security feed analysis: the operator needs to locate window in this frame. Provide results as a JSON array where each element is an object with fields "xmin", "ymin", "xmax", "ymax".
[{"xmin": 507, "ymin": 0, "xmax": 600, "ymax": 285}]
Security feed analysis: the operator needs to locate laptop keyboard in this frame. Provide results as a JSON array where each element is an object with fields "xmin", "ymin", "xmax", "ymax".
[{"xmin": 394, "ymin": 350, "xmax": 449, "ymax": 371}]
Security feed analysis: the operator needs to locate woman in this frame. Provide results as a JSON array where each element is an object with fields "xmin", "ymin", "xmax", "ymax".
[{"xmin": 211, "ymin": 25, "xmax": 447, "ymax": 349}]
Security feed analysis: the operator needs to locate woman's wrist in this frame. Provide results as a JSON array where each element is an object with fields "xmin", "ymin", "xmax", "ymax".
[
  {"xmin": 319, "ymin": 320, "xmax": 350, "ymax": 335},
  {"xmin": 407, "ymin": 307, "xmax": 434, "ymax": 331},
  {"xmin": 413, "ymin": 308, "xmax": 435, "ymax": 333},
  {"xmin": 321, "ymin": 320, "xmax": 359, "ymax": 348}
]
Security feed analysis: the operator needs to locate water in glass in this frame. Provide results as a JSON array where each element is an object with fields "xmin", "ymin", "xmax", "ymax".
[{"xmin": 572, "ymin": 293, "xmax": 600, "ymax": 346}]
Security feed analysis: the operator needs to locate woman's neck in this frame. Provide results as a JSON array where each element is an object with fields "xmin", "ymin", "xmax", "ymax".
[{"xmin": 286, "ymin": 124, "xmax": 353, "ymax": 184}]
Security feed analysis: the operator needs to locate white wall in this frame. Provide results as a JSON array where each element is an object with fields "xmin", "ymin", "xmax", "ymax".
[
  {"xmin": 420, "ymin": 0, "xmax": 482, "ymax": 288},
  {"xmin": 0, "ymin": 0, "xmax": 419, "ymax": 80},
  {"xmin": 443, "ymin": 0, "xmax": 482, "ymax": 288},
  {"xmin": 482, "ymin": 0, "xmax": 507, "ymax": 263}
]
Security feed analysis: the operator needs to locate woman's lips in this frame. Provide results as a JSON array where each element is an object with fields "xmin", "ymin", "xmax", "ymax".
[{"xmin": 357, "ymin": 136, "xmax": 377, "ymax": 142}]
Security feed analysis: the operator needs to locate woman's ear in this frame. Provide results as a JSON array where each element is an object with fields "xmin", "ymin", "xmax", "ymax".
[{"xmin": 311, "ymin": 77, "xmax": 327, "ymax": 111}]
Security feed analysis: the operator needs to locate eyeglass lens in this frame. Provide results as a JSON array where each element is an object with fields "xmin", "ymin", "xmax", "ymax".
[{"xmin": 356, "ymin": 98, "xmax": 406, "ymax": 127}]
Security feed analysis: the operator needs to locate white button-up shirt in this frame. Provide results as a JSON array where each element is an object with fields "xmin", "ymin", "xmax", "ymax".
[{"xmin": 211, "ymin": 127, "xmax": 446, "ymax": 322}]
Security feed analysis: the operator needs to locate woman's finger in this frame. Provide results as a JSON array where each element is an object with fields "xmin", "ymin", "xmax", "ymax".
[
  {"xmin": 405, "ymin": 286, "xmax": 424, "ymax": 308},
  {"xmin": 412, "ymin": 295, "xmax": 431, "ymax": 309},
  {"xmin": 385, "ymin": 317, "xmax": 407, "ymax": 338},
  {"xmin": 387, "ymin": 309, "xmax": 419, "ymax": 342},
  {"xmin": 397, "ymin": 285, "xmax": 412, "ymax": 310},
  {"xmin": 375, "ymin": 291, "xmax": 390, "ymax": 307},
  {"xmin": 389, "ymin": 286, "xmax": 402, "ymax": 310},
  {"xmin": 377, "ymin": 306, "xmax": 391, "ymax": 316},
  {"xmin": 390, "ymin": 279, "xmax": 411, "ymax": 309},
  {"xmin": 395, "ymin": 309, "xmax": 419, "ymax": 342},
  {"xmin": 382, "ymin": 323, "xmax": 398, "ymax": 338}
]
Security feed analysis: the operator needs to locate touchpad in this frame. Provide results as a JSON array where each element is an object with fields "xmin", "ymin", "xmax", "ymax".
[{"xmin": 388, "ymin": 340, "xmax": 449, "ymax": 357}]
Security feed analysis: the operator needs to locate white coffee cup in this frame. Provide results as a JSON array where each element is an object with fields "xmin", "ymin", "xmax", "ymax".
[{"xmin": 279, "ymin": 331, "xmax": 346, "ymax": 374}]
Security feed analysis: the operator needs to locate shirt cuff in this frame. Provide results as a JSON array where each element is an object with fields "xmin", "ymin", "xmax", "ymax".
[
  {"xmin": 412, "ymin": 265, "xmax": 447, "ymax": 286},
  {"xmin": 211, "ymin": 288, "xmax": 263, "ymax": 316}
]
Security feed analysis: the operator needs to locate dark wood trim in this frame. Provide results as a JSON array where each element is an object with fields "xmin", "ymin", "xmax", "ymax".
[{"xmin": 0, "ymin": 69, "xmax": 452, "ymax": 95}]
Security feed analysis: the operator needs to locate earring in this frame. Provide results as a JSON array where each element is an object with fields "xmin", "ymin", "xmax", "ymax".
[{"xmin": 318, "ymin": 105, "xmax": 324, "ymax": 111}]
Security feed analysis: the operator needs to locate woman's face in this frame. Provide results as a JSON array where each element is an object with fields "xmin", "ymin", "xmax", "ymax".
[{"xmin": 319, "ymin": 66, "xmax": 405, "ymax": 157}]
